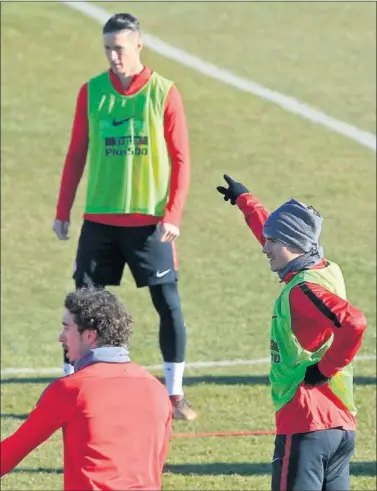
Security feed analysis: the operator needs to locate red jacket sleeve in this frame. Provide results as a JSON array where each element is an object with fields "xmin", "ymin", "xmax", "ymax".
[
  {"xmin": 56, "ymin": 84, "xmax": 89, "ymax": 221},
  {"xmin": 162, "ymin": 86, "xmax": 190, "ymax": 228},
  {"xmin": 0, "ymin": 380, "xmax": 73, "ymax": 476},
  {"xmin": 236, "ymin": 193, "xmax": 270, "ymax": 246},
  {"xmin": 289, "ymin": 282, "xmax": 367, "ymax": 378}
]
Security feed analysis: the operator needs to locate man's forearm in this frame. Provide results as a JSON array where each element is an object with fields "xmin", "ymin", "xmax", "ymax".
[
  {"xmin": 1, "ymin": 411, "xmax": 61, "ymax": 475},
  {"xmin": 319, "ymin": 307, "xmax": 367, "ymax": 377},
  {"xmin": 56, "ymin": 151, "xmax": 87, "ymax": 221},
  {"xmin": 236, "ymin": 193, "xmax": 269, "ymax": 246},
  {"xmin": 1, "ymin": 431, "xmax": 36, "ymax": 476},
  {"xmin": 163, "ymin": 160, "xmax": 190, "ymax": 228},
  {"xmin": 1, "ymin": 381, "xmax": 69, "ymax": 476}
]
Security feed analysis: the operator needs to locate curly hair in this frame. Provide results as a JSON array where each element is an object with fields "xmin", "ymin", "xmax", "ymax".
[{"xmin": 64, "ymin": 287, "xmax": 133, "ymax": 347}]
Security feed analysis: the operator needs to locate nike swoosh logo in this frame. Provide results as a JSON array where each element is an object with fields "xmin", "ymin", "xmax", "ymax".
[
  {"xmin": 112, "ymin": 117, "xmax": 131, "ymax": 126},
  {"xmin": 156, "ymin": 269, "xmax": 171, "ymax": 278}
]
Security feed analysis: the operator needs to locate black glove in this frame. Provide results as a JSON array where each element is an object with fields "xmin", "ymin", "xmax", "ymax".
[
  {"xmin": 216, "ymin": 174, "xmax": 249, "ymax": 205},
  {"xmin": 304, "ymin": 363, "xmax": 330, "ymax": 386}
]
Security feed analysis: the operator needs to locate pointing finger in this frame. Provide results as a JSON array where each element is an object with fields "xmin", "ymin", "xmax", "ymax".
[{"xmin": 223, "ymin": 174, "xmax": 235, "ymax": 185}]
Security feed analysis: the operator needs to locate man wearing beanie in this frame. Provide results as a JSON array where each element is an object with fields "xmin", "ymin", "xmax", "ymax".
[{"xmin": 217, "ymin": 175, "xmax": 367, "ymax": 491}]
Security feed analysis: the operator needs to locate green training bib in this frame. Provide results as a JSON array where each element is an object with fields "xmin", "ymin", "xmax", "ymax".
[
  {"xmin": 86, "ymin": 71, "xmax": 173, "ymax": 215},
  {"xmin": 270, "ymin": 261, "xmax": 357, "ymax": 415}
]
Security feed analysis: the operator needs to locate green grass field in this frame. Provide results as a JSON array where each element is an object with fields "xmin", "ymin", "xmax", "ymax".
[{"xmin": 1, "ymin": 1, "xmax": 376, "ymax": 490}]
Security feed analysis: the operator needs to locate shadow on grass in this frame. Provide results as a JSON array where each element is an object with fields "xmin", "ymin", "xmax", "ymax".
[
  {"xmin": 174, "ymin": 375, "xmax": 376, "ymax": 387},
  {"xmin": 1, "ymin": 375, "xmax": 375, "ymax": 386},
  {"xmin": 10, "ymin": 461, "xmax": 376, "ymax": 477},
  {"xmin": 0, "ymin": 413, "xmax": 29, "ymax": 420},
  {"xmin": 161, "ymin": 375, "xmax": 270, "ymax": 386},
  {"xmin": 11, "ymin": 468, "xmax": 63, "ymax": 474},
  {"xmin": 1, "ymin": 377, "xmax": 56, "ymax": 385},
  {"xmin": 164, "ymin": 461, "xmax": 376, "ymax": 477},
  {"xmin": 354, "ymin": 376, "xmax": 377, "ymax": 387}
]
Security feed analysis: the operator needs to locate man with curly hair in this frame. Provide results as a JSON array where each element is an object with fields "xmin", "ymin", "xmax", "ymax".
[{"xmin": 0, "ymin": 287, "xmax": 172, "ymax": 491}]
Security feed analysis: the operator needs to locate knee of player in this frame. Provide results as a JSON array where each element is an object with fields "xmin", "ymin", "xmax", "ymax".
[{"xmin": 150, "ymin": 282, "xmax": 182, "ymax": 311}]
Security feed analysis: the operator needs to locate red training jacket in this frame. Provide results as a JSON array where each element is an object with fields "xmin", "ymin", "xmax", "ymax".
[
  {"xmin": 56, "ymin": 66, "xmax": 190, "ymax": 229},
  {"xmin": 236, "ymin": 193, "xmax": 367, "ymax": 435},
  {"xmin": 1, "ymin": 363, "xmax": 172, "ymax": 490}
]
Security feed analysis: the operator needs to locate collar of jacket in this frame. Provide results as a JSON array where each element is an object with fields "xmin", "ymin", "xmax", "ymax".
[
  {"xmin": 281, "ymin": 259, "xmax": 329, "ymax": 284},
  {"xmin": 74, "ymin": 346, "xmax": 130, "ymax": 373}
]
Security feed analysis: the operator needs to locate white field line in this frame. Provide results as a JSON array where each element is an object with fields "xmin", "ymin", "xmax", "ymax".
[
  {"xmin": 1, "ymin": 354, "xmax": 375, "ymax": 377},
  {"xmin": 2, "ymin": 4, "xmax": 375, "ymax": 378},
  {"xmin": 62, "ymin": 1, "xmax": 376, "ymax": 152}
]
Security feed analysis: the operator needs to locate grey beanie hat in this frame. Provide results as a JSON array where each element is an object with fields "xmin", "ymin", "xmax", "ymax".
[{"xmin": 263, "ymin": 199, "xmax": 323, "ymax": 253}]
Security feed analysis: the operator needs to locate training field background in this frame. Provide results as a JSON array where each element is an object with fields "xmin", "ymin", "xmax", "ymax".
[{"xmin": 1, "ymin": 1, "xmax": 376, "ymax": 490}]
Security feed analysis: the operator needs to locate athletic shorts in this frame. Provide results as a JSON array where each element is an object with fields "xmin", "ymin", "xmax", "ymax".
[
  {"xmin": 271, "ymin": 428, "xmax": 355, "ymax": 491},
  {"xmin": 73, "ymin": 220, "xmax": 178, "ymax": 288}
]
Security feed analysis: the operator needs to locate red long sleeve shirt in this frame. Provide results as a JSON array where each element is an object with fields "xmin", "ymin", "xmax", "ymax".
[
  {"xmin": 236, "ymin": 193, "xmax": 367, "ymax": 435},
  {"xmin": 1, "ymin": 363, "xmax": 172, "ymax": 490},
  {"xmin": 56, "ymin": 66, "xmax": 190, "ymax": 228}
]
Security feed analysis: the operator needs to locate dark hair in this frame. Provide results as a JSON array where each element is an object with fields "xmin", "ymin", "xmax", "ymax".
[
  {"xmin": 103, "ymin": 13, "xmax": 140, "ymax": 34},
  {"xmin": 64, "ymin": 287, "xmax": 133, "ymax": 347}
]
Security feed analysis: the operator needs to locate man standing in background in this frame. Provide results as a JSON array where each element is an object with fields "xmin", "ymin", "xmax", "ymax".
[{"xmin": 53, "ymin": 13, "xmax": 196, "ymax": 420}]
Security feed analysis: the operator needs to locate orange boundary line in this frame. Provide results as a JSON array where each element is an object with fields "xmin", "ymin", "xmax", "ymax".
[{"xmin": 47, "ymin": 430, "xmax": 275, "ymax": 445}]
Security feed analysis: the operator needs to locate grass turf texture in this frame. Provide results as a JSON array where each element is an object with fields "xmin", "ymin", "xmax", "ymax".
[{"xmin": 1, "ymin": 2, "xmax": 376, "ymax": 489}]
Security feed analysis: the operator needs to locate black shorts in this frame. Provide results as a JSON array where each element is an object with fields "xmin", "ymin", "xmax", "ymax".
[
  {"xmin": 271, "ymin": 428, "xmax": 355, "ymax": 491},
  {"xmin": 73, "ymin": 220, "xmax": 178, "ymax": 288}
]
